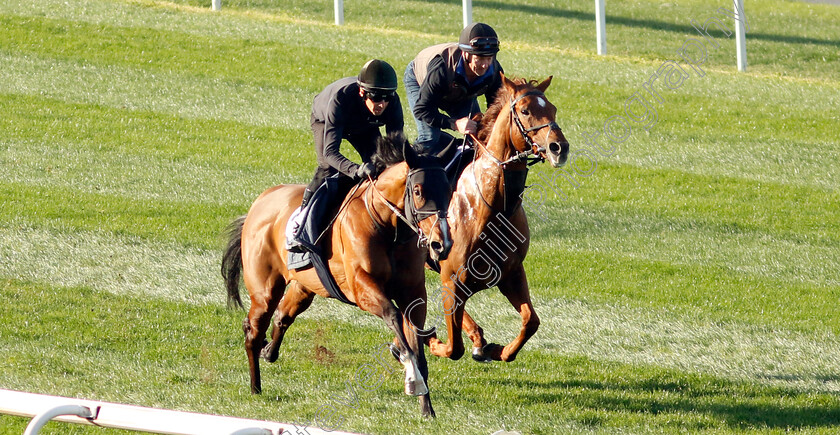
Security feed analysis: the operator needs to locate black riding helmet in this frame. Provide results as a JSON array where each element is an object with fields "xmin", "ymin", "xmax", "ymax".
[
  {"xmin": 357, "ymin": 59, "xmax": 398, "ymax": 98},
  {"xmin": 458, "ymin": 22, "xmax": 500, "ymax": 56}
]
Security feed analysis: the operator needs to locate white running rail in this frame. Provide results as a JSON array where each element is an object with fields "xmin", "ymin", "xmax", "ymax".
[{"xmin": 1, "ymin": 389, "xmax": 358, "ymax": 435}]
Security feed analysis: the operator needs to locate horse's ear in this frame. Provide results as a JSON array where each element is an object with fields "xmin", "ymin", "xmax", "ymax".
[
  {"xmin": 536, "ymin": 76, "xmax": 553, "ymax": 92},
  {"xmin": 500, "ymin": 72, "xmax": 516, "ymax": 93},
  {"xmin": 403, "ymin": 140, "xmax": 419, "ymax": 168}
]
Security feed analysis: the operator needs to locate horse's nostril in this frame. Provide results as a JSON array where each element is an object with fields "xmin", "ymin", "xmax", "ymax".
[
  {"xmin": 430, "ymin": 241, "xmax": 443, "ymax": 253},
  {"xmin": 549, "ymin": 142, "xmax": 561, "ymax": 154}
]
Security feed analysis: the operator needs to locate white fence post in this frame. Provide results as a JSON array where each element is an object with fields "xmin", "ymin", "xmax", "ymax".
[
  {"xmin": 334, "ymin": 0, "xmax": 344, "ymax": 25},
  {"xmin": 595, "ymin": 0, "xmax": 606, "ymax": 55},
  {"xmin": 462, "ymin": 0, "xmax": 472, "ymax": 28},
  {"xmin": 734, "ymin": 0, "xmax": 747, "ymax": 71},
  {"xmin": 211, "ymin": 0, "xmax": 220, "ymax": 11}
]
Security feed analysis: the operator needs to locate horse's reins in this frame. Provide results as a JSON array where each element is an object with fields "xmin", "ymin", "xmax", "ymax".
[
  {"xmin": 469, "ymin": 89, "xmax": 559, "ymax": 166},
  {"xmin": 466, "ymin": 89, "xmax": 559, "ymax": 213},
  {"xmin": 362, "ymin": 173, "xmax": 442, "ymax": 248}
]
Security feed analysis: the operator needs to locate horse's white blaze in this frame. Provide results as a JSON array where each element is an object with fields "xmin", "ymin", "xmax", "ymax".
[{"xmin": 537, "ymin": 96, "xmax": 546, "ymax": 107}]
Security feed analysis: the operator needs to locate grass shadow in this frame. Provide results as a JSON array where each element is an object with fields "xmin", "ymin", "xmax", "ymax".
[
  {"xmin": 421, "ymin": 0, "xmax": 840, "ymax": 48},
  {"xmin": 504, "ymin": 374, "xmax": 840, "ymax": 430}
]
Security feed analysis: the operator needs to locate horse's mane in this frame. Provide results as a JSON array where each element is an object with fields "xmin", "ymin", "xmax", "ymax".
[
  {"xmin": 371, "ymin": 131, "xmax": 441, "ymax": 174},
  {"xmin": 371, "ymin": 131, "xmax": 407, "ymax": 172},
  {"xmin": 476, "ymin": 77, "xmax": 541, "ymax": 143}
]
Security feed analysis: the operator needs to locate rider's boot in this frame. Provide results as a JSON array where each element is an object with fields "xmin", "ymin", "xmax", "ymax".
[{"xmin": 285, "ymin": 188, "xmax": 314, "ymax": 253}]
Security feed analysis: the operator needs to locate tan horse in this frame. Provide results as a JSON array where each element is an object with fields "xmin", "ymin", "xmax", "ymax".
[
  {"xmin": 416, "ymin": 74, "xmax": 569, "ymax": 363},
  {"xmin": 222, "ymin": 138, "xmax": 453, "ymax": 417}
]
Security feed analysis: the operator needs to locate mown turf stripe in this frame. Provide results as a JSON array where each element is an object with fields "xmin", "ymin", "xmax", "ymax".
[
  {"xmin": 0, "ymin": 50, "xmax": 311, "ymax": 128},
  {"xmin": 3, "ymin": 279, "xmax": 840, "ymax": 434},
  {"xmin": 531, "ymin": 205, "xmax": 840, "ymax": 288},
  {"xmin": 3, "ymin": 218, "xmax": 839, "ymax": 394},
  {"xmin": 0, "ymin": 181, "xmax": 237, "ymax": 249},
  {"xmin": 2, "ymin": 137, "xmax": 292, "ymax": 205},
  {"xmin": 0, "ymin": 92, "xmax": 313, "ymax": 175},
  {"xmin": 0, "ymin": 224, "xmax": 222, "ymax": 304}
]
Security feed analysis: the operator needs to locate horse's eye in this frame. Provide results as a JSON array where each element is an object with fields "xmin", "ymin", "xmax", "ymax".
[
  {"xmin": 521, "ymin": 108, "xmax": 530, "ymax": 116},
  {"xmin": 413, "ymin": 185, "xmax": 422, "ymax": 197}
]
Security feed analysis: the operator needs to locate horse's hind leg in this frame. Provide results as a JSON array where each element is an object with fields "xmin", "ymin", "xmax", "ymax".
[
  {"xmin": 262, "ymin": 281, "xmax": 314, "ymax": 363},
  {"xmin": 461, "ymin": 309, "xmax": 492, "ymax": 363},
  {"xmin": 486, "ymin": 264, "xmax": 539, "ymax": 363},
  {"xmin": 244, "ymin": 273, "xmax": 286, "ymax": 394}
]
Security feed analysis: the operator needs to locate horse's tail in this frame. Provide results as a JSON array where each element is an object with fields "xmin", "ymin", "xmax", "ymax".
[{"xmin": 221, "ymin": 215, "xmax": 246, "ymax": 309}]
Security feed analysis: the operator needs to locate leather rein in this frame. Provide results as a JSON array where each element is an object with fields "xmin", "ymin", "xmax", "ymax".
[
  {"xmin": 467, "ymin": 89, "xmax": 560, "ymax": 214},
  {"xmin": 362, "ymin": 171, "xmax": 446, "ymax": 248}
]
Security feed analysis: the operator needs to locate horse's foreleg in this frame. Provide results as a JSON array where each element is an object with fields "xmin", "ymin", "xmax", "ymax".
[
  {"xmin": 487, "ymin": 264, "xmax": 539, "ymax": 362},
  {"xmin": 427, "ymin": 276, "xmax": 467, "ymax": 360},
  {"xmin": 355, "ymin": 273, "xmax": 428, "ymax": 398},
  {"xmin": 385, "ymin": 306, "xmax": 428, "ymax": 397},
  {"xmin": 262, "ymin": 281, "xmax": 314, "ymax": 363},
  {"xmin": 397, "ymin": 293, "xmax": 435, "ymax": 418}
]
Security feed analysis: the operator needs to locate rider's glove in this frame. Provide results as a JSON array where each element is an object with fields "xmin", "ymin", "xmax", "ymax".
[{"xmin": 354, "ymin": 162, "xmax": 376, "ymax": 180}]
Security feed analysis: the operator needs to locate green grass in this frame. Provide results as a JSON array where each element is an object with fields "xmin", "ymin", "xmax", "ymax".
[
  {"xmin": 3, "ymin": 280, "xmax": 840, "ymax": 434},
  {"xmin": 2, "ymin": 0, "xmax": 839, "ymax": 433}
]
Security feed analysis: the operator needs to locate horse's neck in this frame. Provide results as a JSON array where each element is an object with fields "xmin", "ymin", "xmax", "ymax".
[
  {"xmin": 366, "ymin": 164, "xmax": 407, "ymax": 228},
  {"xmin": 483, "ymin": 107, "xmax": 516, "ymax": 163},
  {"xmin": 468, "ymin": 110, "xmax": 517, "ymax": 209}
]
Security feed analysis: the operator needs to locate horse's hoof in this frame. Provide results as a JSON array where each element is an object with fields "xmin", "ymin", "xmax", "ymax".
[
  {"xmin": 482, "ymin": 343, "xmax": 505, "ymax": 361},
  {"xmin": 260, "ymin": 348, "xmax": 278, "ymax": 363},
  {"xmin": 471, "ymin": 346, "xmax": 493, "ymax": 363}
]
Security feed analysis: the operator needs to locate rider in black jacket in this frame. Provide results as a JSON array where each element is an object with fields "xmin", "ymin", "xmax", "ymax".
[
  {"xmin": 404, "ymin": 23, "xmax": 503, "ymax": 154},
  {"xmin": 286, "ymin": 59, "xmax": 403, "ymax": 252}
]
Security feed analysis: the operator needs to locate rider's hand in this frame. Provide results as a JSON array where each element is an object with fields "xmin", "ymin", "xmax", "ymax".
[
  {"xmin": 354, "ymin": 162, "xmax": 376, "ymax": 180},
  {"xmin": 455, "ymin": 117, "xmax": 478, "ymax": 135}
]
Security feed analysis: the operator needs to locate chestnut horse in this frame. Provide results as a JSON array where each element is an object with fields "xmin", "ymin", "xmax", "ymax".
[
  {"xmin": 222, "ymin": 138, "xmax": 452, "ymax": 417},
  {"xmin": 418, "ymin": 74, "xmax": 569, "ymax": 363}
]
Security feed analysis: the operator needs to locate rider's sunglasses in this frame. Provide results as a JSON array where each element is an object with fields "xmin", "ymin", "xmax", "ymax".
[{"xmin": 366, "ymin": 91, "xmax": 394, "ymax": 103}]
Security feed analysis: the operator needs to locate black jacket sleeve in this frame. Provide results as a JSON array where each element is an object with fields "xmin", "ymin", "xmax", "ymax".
[{"xmin": 321, "ymin": 96, "xmax": 360, "ymax": 178}]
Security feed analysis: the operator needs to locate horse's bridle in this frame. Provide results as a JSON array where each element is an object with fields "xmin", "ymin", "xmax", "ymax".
[
  {"xmin": 507, "ymin": 90, "xmax": 562, "ymax": 166},
  {"xmin": 467, "ymin": 89, "xmax": 561, "ymax": 215},
  {"xmin": 363, "ymin": 169, "xmax": 449, "ymax": 248}
]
